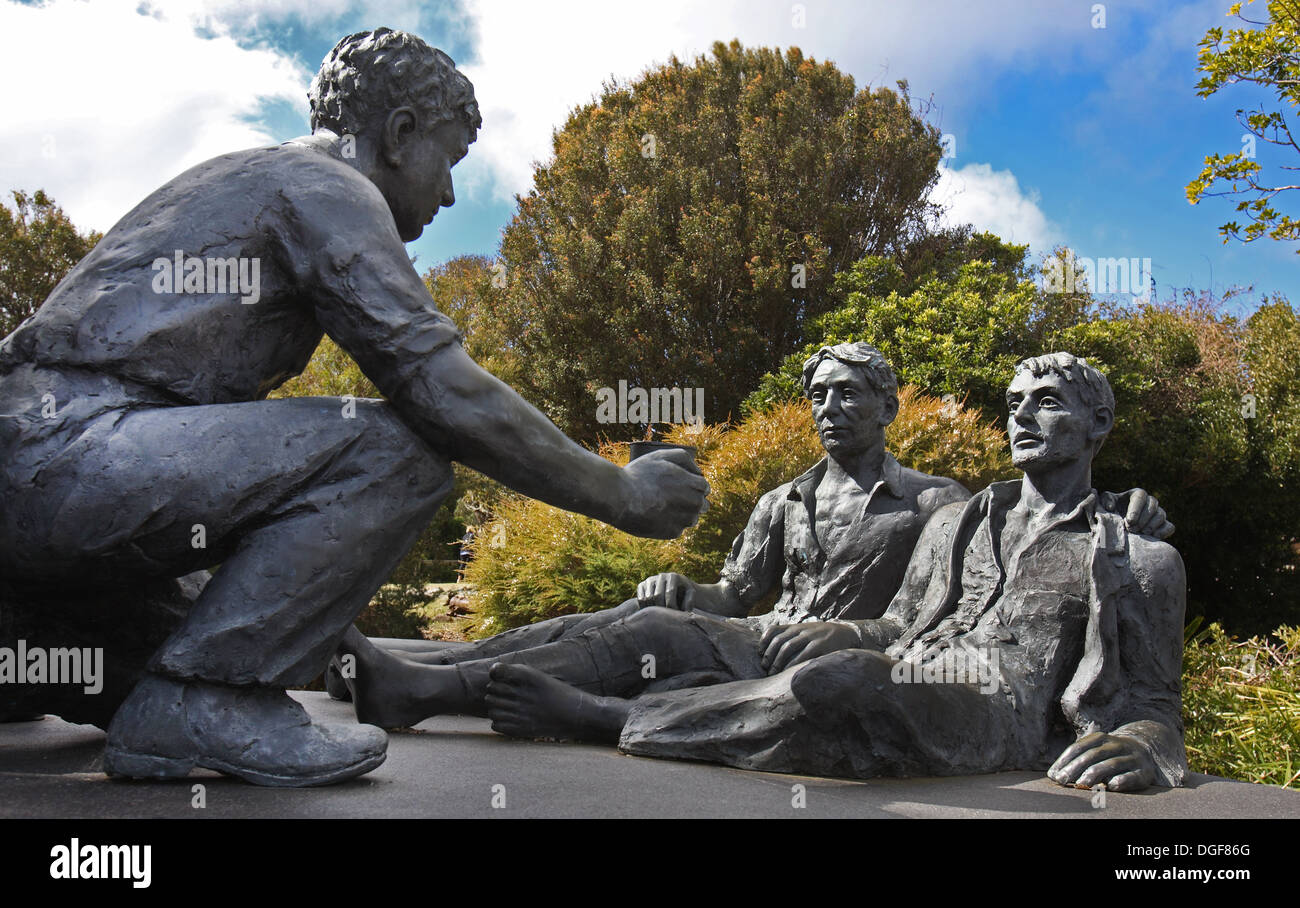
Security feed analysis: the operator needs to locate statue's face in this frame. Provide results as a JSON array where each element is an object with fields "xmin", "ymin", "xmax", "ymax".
[
  {"xmin": 808, "ymin": 358, "xmax": 896, "ymax": 459},
  {"xmin": 388, "ymin": 117, "xmax": 471, "ymax": 242},
  {"xmin": 1006, "ymin": 370, "xmax": 1104, "ymax": 471}
]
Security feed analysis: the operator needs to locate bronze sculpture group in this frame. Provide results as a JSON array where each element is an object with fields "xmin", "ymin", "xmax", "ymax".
[{"xmin": 0, "ymin": 28, "xmax": 1188, "ymax": 794}]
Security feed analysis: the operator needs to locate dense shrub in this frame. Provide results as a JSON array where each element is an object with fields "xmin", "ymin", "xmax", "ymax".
[
  {"xmin": 1183, "ymin": 620, "xmax": 1300, "ymax": 788},
  {"xmin": 1059, "ymin": 296, "xmax": 1300, "ymax": 635},
  {"xmin": 742, "ymin": 240, "xmax": 1091, "ymax": 418}
]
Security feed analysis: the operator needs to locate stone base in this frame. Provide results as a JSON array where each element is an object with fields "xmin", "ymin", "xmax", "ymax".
[{"xmin": 0, "ymin": 691, "xmax": 1296, "ymax": 818}]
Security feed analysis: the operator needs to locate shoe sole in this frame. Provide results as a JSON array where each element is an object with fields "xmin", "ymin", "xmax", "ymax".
[{"xmin": 103, "ymin": 746, "xmax": 386, "ymax": 788}]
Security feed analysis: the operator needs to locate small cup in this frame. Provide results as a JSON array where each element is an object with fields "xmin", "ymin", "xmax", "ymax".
[{"xmin": 629, "ymin": 441, "xmax": 697, "ymax": 464}]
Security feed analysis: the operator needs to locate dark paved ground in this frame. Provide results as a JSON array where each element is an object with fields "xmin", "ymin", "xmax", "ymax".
[{"xmin": 1, "ymin": 692, "xmax": 1297, "ymax": 819}]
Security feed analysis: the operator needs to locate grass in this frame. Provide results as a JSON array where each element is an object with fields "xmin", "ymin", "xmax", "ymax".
[{"xmin": 1182, "ymin": 619, "xmax": 1300, "ymax": 789}]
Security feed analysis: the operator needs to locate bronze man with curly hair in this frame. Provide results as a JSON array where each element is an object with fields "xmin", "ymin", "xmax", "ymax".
[{"xmin": 0, "ymin": 29, "xmax": 708, "ymax": 786}]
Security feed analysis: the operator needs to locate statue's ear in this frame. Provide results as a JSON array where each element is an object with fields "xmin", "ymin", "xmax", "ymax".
[
  {"xmin": 1090, "ymin": 405, "xmax": 1114, "ymax": 442},
  {"xmin": 381, "ymin": 107, "xmax": 418, "ymax": 166},
  {"xmin": 880, "ymin": 392, "xmax": 899, "ymax": 427}
]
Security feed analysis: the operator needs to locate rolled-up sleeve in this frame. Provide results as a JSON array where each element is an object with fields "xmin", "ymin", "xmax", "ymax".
[{"xmin": 718, "ymin": 486, "xmax": 789, "ymax": 609}]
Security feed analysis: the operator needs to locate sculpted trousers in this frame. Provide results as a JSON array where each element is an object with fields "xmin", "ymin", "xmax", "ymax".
[
  {"xmin": 0, "ymin": 365, "xmax": 451, "ymax": 707},
  {"xmin": 453, "ymin": 605, "xmax": 769, "ymax": 696},
  {"xmin": 617, "ymin": 649, "xmax": 1022, "ymax": 779}
]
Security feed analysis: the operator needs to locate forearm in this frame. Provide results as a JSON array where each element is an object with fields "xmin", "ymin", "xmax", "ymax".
[
  {"xmin": 400, "ymin": 345, "xmax": 628, "ymax": 525},
  {"xmin": 844, "ymin": 615, "xmax": 905, "ymax": 651},
  {"xmin": 688, "ymin": 580, "xmax": 747, "ymax": 618}
]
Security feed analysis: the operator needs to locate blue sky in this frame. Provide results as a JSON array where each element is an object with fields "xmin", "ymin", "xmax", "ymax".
[{"xmin": 3, "ymin": 0, "xmax": 1295, "ymax": 314}]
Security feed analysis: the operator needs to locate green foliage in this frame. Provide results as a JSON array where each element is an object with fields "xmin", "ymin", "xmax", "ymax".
[
  {"xmin": 0, "ymin": 189, "xmax": 101, "ymax": 338},
  {"xmin": 1060, "ymin": 295, "xmax": 1300, "ymax": 635},
  {"xmin": 743, "ymin": 236, "xmax": 1088, "ymax": 417},
  {"xmin": 462, "ymin": 475, "xmax": 680, "ymax": 635},
  {"xmin": 1186, "ymin": 1, "xmax": 1300, "ymax": 250},
  {"xmin": 423, "ymin": 255, "xmax": 524, "ymax": 387},
  {"xmin": 817, "ymin": 260, "xmax": 1043, "ymax": 416},
  {"xmin": 1183, "ymin": 619, "xmax": 1300, "ymax": 788},
  {"xmin": 663, "ymin": 402, "xmax": 825, "ymax": 579},
  {"xmin": 464, "ymin": 392, "xmax": 1010, "ymax": 631},
  {"xmin": 270, "ymin": 334, "xmax": 379, "ymax": 399},
  {"xmin": 887, "ymin": 385, "xmax": 1015, "ymax": 491},
  {"xmin": 494, "ymin": 40, "xmax": 945, "ymax": 442}
]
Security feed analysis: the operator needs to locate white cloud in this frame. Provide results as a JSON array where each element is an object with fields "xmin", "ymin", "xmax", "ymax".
[
  {"xmin": 0, "ymin": 0, "xmax": 309, "ymax": 232},
  {"xmin": 0, "ymin": 0, "xmax": 1135, "ymax": 246},
  {"xmin": 455, "ymin": 0, "xmax": 750, "ymax": 203},
  {"xmin": 931, "ymin": 161, "xmax": 1063, "ymax": 255},
  {"xmin": 454, "ymin": 0, "xmax": 1131, "ymax": 204}
]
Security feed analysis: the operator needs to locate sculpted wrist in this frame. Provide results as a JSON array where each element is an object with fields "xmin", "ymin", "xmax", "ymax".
[{"xmin": 828, "ymin": 619, "xmax": 867, "ymax": 648}]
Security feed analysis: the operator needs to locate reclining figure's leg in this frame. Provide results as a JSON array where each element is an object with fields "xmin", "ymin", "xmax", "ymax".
[
  {"xmin": 337, "ymin": 606, "xmax": 764, "ymax": 729},
  {"xmin": 488, "ymin": 649, "xmax": 1020, "ymax": 778}
]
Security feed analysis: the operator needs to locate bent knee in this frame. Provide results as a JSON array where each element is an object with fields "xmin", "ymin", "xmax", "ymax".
[{"xmin": 791, "ymin": 649, "xmax": 896, "ymax": 705}]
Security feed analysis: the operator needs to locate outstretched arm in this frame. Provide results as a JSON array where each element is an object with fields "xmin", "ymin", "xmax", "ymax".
[
  {"xmin": 295, "ymin": 171, "xmax": 708, "ymax": 538},
  {"xmin": 411, "ymin": 344, "xmax": 709, "ymax": 537}
]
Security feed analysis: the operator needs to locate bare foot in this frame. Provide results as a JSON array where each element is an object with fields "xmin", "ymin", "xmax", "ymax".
[
  {"xmin": 484, "ymin": 663, "xmax": 631, "ymax": 744},
  {"xmin": 336, "ymin": 627, "xmax": 467, "ymax": 729}
]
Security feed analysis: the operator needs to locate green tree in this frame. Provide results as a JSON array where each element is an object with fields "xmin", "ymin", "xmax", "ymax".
[
  {"xmin": 743, "ymin": 235, "xmax": 1090, "ymax": 417},
  {"xmin": 1186, "ymin": 0, "xmax": 1300, "ymax": 250},
  {"xmin": 0, "ymin": 189, "xmax": 102, "ymax": 337},
  {"xmin": 423, "ymin": 254, "xmax": 524, "ymax": 388},
  {"xmin": 494, "ymin": 40, "xmax": 945, "ymax": 442}
]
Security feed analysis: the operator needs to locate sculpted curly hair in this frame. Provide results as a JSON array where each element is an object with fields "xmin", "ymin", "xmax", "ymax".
[{"xmin": 308, "ymin": 28, "xmax": 482, "ymax": 140}]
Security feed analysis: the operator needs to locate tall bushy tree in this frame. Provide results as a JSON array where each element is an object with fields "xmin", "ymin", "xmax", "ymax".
[
  {"xmin": 494, "ymin": 40, "xmax": 944, "ymax": 442},
  {"xmin": 0, "ymin": 190, "xmax": 101, "ymax": 338}
]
